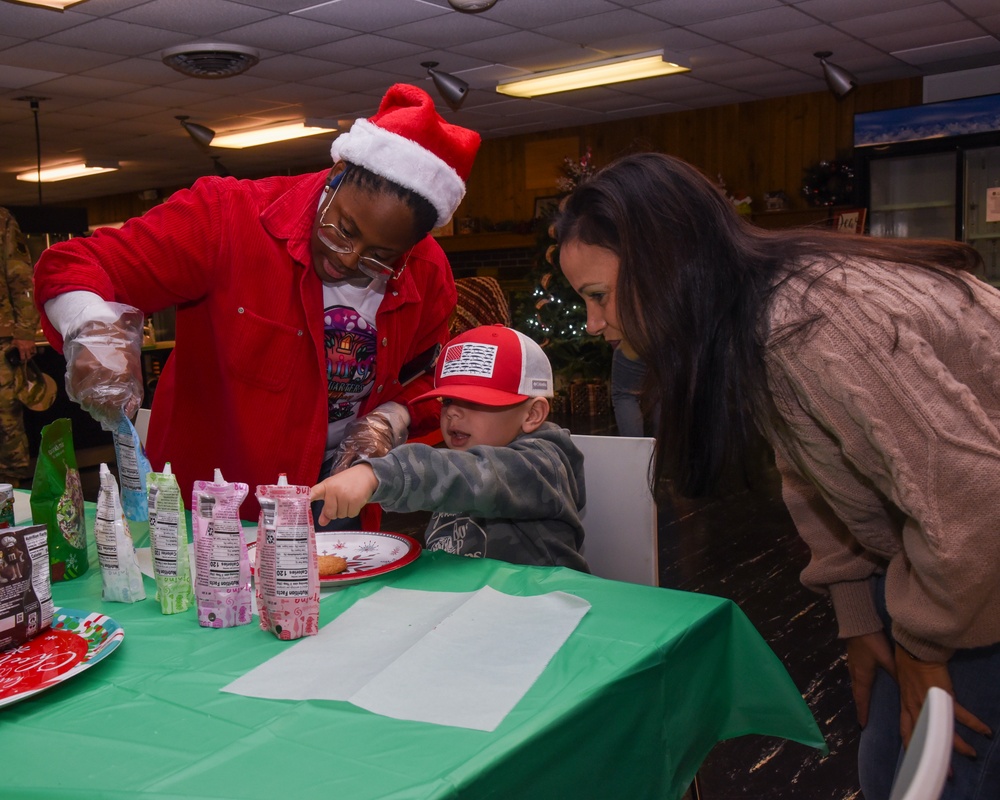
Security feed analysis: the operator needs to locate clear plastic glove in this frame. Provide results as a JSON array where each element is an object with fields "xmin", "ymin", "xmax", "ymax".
[
  {"xmin": 330, "ymin": 403, "xmax": 409, "ymax": 475},
  {"xmin": 63, "ymin": 303, "xmax": 144, "ymax": 431}
]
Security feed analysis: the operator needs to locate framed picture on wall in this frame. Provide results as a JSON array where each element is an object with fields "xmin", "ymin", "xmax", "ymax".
[
  {"xmin": 533, "ymin": 195, "xmax": 560, "ymax": 221},
  {"xmin": 833, "ymin": 208, "xmax": 867, "ymax": 234}
]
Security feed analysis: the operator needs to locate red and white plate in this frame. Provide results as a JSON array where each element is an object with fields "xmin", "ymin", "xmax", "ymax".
[
  {"xmin": 0, "ymin": 608, "xmax": 124, "ymax": 709},
  {"xmin": 315, "ymin": 531, "xmax": 421, "ymax": 586}
]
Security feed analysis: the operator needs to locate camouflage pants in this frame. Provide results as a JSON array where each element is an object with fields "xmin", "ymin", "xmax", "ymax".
[{"xmin": 0, "ymin": 338, "xmax": 31, "ymax": 483}]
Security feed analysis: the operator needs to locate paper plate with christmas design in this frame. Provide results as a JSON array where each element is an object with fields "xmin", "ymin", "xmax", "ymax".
[
  {"xmin": 316, "ymin": 531, "xmax": 421, "ymax": 587},
  {"xmin": 0, "ymin": 608, "xmax": 124, "ymax": 709}
]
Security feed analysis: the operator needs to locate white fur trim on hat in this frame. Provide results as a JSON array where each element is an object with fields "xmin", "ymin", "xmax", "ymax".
[{"xmin": 330, "ymin": 118, "xmax": 466, "ymax": 227}]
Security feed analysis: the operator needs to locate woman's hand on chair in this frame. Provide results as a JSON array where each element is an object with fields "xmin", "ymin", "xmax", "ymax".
[{"xmin": 895, "ymin": 644, "xmax": 991, "ymax": 758}]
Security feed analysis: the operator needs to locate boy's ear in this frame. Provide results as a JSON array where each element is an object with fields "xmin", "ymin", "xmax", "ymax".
[{"xmin": 521, "ymin": 397, "xmax": 550, "ymax": 433}]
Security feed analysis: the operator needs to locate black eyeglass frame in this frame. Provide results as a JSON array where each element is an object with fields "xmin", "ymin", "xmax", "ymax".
[{"xmin": 316, "ymin": 178, "xmax": 411, "ymax": 282}]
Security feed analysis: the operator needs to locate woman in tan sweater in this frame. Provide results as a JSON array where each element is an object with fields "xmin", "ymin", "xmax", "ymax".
[{"xmin": 554, "ymin": 152, "xmax": 1000, "ymax": 800}]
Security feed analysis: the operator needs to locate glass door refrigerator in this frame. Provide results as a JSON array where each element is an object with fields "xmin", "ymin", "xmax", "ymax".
[{"xmin": 854, "ymin": 93, "xmax": 1000, "ymax": 284}]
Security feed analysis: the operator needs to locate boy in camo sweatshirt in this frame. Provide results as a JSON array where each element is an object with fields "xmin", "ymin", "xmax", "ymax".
[{"xmin": 311, "ymin": 325, "xmax": 588, "ymax": 571}]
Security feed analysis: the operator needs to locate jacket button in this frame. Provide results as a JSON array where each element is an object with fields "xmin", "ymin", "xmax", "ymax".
[
  {"xmin": 377, "ymin": 385, "xmax": 383, "ymax": 393},
  {"xmin": 381, "ymin": 337, "xmax": 388, "ymax": 347},
  {"xmin": 237, "ymin": 307, "xmax": 244, "ymax": 314},
  {"xmin": 297, "ymin": 330, "xmax": 303, "ymax": 336}
]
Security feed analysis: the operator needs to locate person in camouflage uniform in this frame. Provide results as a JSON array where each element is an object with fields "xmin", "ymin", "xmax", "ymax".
[
  {"xmin": 311, "ymin": 325, "xmax": 589, "ymax": 571},
  {"xmin": 0, "ymin": 207, "xmax": 40, "ymax": 486}
]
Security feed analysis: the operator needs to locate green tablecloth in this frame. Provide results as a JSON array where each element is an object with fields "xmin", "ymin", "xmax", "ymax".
[{"xmin": 5, "ymin": 500, "xmax": 825, "ymax": 800}]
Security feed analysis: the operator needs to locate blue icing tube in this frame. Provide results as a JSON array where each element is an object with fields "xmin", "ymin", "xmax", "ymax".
[{"xmin": 113, "ymin": 414, "xmax": 152, "ymax": 525}]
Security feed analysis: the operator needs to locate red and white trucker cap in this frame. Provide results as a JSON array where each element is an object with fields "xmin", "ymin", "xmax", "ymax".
[{"xmin": 410, "ymin": 325, "xmax": 553, "ymax": 407}]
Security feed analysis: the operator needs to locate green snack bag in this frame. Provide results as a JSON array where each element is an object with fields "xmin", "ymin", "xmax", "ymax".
[{"xmin": 29, "ymin": 418, "xmax": 89, "ymax": 582}]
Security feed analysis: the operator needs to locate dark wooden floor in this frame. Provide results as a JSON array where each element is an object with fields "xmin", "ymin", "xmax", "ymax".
[{"xmin": 385, "ymin": 411, "xmax": 862, "ymax": 799}]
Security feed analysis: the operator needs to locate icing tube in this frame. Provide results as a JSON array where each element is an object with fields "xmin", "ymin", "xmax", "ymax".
[
  {"xmin": 192, "ymin": 470, "xmax": 251, "ymax": 628},
  {"xmin": 147, "ymin": 463, "xmax": 194, "ymax": 614},
  {"xmin": 94, "ymin": 463, "xmax": 147, "ymax": 603},
  {"xmin": 255, "ymin": 474, "xmax": 320, "ymax": 640},
  {"xmin": 113, "ymin": 415, "xmax": 153, "ymax": 546}
]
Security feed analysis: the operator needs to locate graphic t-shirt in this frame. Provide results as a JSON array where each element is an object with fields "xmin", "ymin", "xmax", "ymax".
[{"xmin": 322, "ymin": 280, "xmax": 384, "ymax": 457}]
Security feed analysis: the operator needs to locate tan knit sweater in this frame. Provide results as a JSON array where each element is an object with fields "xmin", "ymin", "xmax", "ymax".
[{"xmin": 762, "ymin": 257, "xmax": 1000, "ymax": 662}]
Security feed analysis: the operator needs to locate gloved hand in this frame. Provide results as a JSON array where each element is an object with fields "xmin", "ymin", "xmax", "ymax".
[
  {"xmin": 63, "ymin": 303, "xmax": 144, "ymax": 431},
  {"xmin": 330, "ymin": 402, "xmax": 410, "ymax": 475}
]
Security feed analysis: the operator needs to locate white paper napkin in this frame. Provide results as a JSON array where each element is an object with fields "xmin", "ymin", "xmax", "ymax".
[
  {"xmin": 13, "ymin": 491, "xmax": 32, "ymax": 525},
  {"xmin": 221, "ymin": 585, "xmax": 591, "ymax": 731}
]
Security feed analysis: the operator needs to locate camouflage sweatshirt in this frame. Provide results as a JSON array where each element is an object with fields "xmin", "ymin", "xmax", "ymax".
[
  {"xmin": 0, "ymin": 208, "xmax": 39, "ymax": 340},
  {"xmin": 366, "ymin": 421, "xmax": 589, "ymax": 572}
]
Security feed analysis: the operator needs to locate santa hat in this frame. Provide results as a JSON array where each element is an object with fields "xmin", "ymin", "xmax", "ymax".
[{"xmin": 330, "ymin": 84, "xmax": 481, "ymax": 227}]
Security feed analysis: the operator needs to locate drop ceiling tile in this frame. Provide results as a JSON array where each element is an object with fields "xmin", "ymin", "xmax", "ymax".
[
  {"xmin": 245, "ymin": 81, "xmax": 344, "ymax": 104},
  {"xmin": 43, "ymin": 19, "xmax": 184, "ymax": 57},
  {"xmin": 834, "ymin": 2, "xmax": 965, "ymax": 37},
  {"xmin": 213, "ymin": 15, "xmax": 362, "ymax": 50},
  {"xmin": 0, "ymin": 40, "xmax": 123, "ymax": 72},
  {"xmin": 450, "ymin": 32, "xmax": 600, "ymax": 70},
  {"xmin": 117, "ymin": 85, "xmax": 219, "ymax": 108},
  {"xmin": 732, "ymin": 24, "xmax": 855, "ymax": 57},
  {"xmin": 469, "ymin": 0, "xmax": 620, "ymax": 29},
  {"xmin": 867, "ymin": 20, "xmax": 989, "ymax": 52},
  {"xmin": 0, "ymin": 5, "xmax": 95, "ymax": 38},
  {"xmin": 379, "ymin": 11, "xmax": 518, "ymax": 49},
  {"xmin": 633, "ymin": 0, "xmax": 782, "ymax": 27},
  {"xmin": 689, "ymin": 6, "xmax": 818, "ymax": 39},
  {"xmin": 536, "ymin": 9, "xmax": 673, "ymax": 44},
  {"xmin": 793, "ymin": 0, "xmax": 943, "ymax": 24},
  {"xmin": 892, "ymin": 34, "xmax": 1000, "ymax": 65},
  {"xmin": 0, "ymin": 65, "xmax": 64, "ymax": 89},
  {"xmin": 292, "ymin": 0, "xmax": 445, "ymax": 30},
  {"xmin": 299, "ymin": 34, "xmax": 427, "ymax": 66},
  {"xmin": 951, "ymin": 0, "xmax": 1000, "ymax": 14},
  {"xmin": 111, "ymin": 0, "xmax": 276, "ymax": 36},
  {"xmin": 80, "ymin": 57, "xmax": 184, "ymax": 86},
  {"xmin": 304, "ymin": 66, "xmax": 418, "ymax": 93}
]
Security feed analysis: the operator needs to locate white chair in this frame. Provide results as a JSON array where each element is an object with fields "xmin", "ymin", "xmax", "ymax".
[
  {"xmin": 134, "ymin": 407, "xmax": 152, "ymax": 449},
  {"xmin": 888, "ymin": 687, "xmax": 954, "ymax": 800},
  {"xmin": 570, "ymin": 434, "xmax": 658, "ymax": 586}
]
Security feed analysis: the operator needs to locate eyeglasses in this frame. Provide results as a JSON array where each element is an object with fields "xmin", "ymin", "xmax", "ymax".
[{"xmin": 316, "ymin": 179, "xmax": 410, "ymax": 281}]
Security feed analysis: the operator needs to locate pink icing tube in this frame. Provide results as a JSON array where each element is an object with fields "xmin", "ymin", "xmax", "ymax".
[
  {"xmin": 255, "ymin": 474, "xmax": 320, "ymax": 640},
  {"xmin": 192, "ymin": 469, "xmax": 251, "ymax": 628}
]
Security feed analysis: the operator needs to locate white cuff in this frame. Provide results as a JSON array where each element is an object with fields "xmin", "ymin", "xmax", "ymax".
[{"xmin": 44, "ymin": 291, "xmax": 119, "ymax": 338}]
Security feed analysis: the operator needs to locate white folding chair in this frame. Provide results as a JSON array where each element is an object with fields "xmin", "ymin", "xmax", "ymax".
[
  {"xmin": 570, "ymin": 434, "xmax": 658, "ymax": 586},
  {"xmin": 888, "ymin": 687, "xmax": 954, "ymax": 800},
  {"xmin": 134, "ymin": 408, "xmax": 152, "ymax": 449}
]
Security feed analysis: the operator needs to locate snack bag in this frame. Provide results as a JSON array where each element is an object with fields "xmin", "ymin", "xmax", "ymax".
[
  {"xmin": 192, "ymin": 469, "xmax": 251, "ymax": 628},
  {"xmin": 113, "ymin": 415, "xmax": 153, "ymax": 546},
  {"xmin": 255, "ymin": 475, "xmax": 320, "ymax": 641},
  {"xmin": 94, "ymin": 464, "xmax": 146, "ymax": 603},
  {"xmin": 147, "ymin": 463, "xmax": 194, "ymax": 614},
  {"xmin": 29, "ymin": 418, "xmax": 89, "ymax": 582},
  {"xmin": 0, "ymin": 525, "xmax": 53, "ymax": 651}
]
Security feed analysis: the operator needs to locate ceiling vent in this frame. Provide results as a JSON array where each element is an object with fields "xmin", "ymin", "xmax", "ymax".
[{"xmin": 161, "ymin": 43, "xmax": 260, "ymax": 79}]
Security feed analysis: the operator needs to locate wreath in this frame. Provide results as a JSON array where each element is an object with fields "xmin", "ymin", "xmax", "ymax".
[{"xmin": 801, "ymin": 160, "xmax": 855, "ymax": 207}]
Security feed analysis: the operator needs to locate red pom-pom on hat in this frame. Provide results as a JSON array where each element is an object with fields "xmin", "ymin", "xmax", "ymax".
[{"xmin": 330, "ymin": 84, "xmax": 481, "ymax": 227}]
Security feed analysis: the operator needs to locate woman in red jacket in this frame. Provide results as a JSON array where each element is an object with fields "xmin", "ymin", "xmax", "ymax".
[{"xmin": 34, "ymin": 84, "xmax": 480, "ymax": 523}]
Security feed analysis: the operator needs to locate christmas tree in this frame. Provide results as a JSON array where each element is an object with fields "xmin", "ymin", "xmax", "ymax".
[{"xmin": 510, "ymin": 148, "xmax": 613, "ymax": 383}]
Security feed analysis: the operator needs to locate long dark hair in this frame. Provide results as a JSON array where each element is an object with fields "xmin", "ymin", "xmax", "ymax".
[
  {"xmin": 554, "ymin": 152, "xmax": 982, "ymax": 497},
  {"xmin": 341, "ymin": 163, "xmax": 439, "ymax": 239}
]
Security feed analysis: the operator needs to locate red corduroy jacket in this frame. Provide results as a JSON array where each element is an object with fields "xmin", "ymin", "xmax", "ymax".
[{"xmin": 34, "ymin": 170, "xmax": 456, "ymax": 522}]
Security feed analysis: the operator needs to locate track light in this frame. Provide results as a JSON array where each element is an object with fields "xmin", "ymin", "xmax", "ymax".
[
  {"xmin": 422, "ymin": 61, "xmax": 469, "ymax": 111},
  {"xmin": 176, "ymin": 115, "xmax": 215, "ymax": 148},
  {"xmin": 814, "ymin": 51, "xmax": 857, "ymax": 98}
]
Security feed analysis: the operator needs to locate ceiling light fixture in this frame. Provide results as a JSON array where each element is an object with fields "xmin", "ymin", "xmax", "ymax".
[
  {"xmin": 447, "ymin": 0, "xmax": 499, "ymax": 12},
  {"xmin": 9, "ymin": 0, "xmax": 89, "ymax": 8},
  {"xmin": 814, "ymin": 51, "xmax": 857, "ymax": 98},
  {"xmin": 16, "ymin": 160, "xmax": 119, "ymax": 183},
  {"xmin": 176, "ymin": 115, "xmax": 215, "ymax": 148},
  {"xmin": 422, "ymin": 61, "xmax": 469, "ymax": 111},
  {"xmin": 210, "ymin": 119, "xmax": 337, "ymax": 149},
  {"xmin": 496, "ymin": 50, "xmax": 691, "ymax": 98},
  {"xmin": 161, "ymin": 43, "xmax": 260, "ymax": 79}
]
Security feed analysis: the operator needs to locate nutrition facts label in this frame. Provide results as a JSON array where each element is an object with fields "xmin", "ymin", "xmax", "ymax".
[
  {"xmin": 151, "ymin": 484, "xmax": 181, "ymax": 577},
  {"xmin": 94, "ymin": 494, "xmax": 121, "ymax": 571},
  {"xmin": 259, "ymin": 502, "xmax": 310, "ymax": 599}
]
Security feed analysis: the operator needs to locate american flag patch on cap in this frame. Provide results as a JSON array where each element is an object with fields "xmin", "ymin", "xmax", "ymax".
[{"xmin": 440, "ymin": 342, "xmax": 497, "ymax": 378}]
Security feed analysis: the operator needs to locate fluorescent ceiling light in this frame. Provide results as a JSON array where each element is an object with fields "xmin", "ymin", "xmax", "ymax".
[
  {"xmin": 211, "ymin": 120, "xmax": 337, "ymax": 149},
  {"xmin": 6, "ymin": 0, "xmax": 90, "ymax": 8},
  {"xmin": 497, "ymin": 51, "xmax": 690, "ymax": 98},
  {"xmin": 16, "ymin": 161, "xmax": 119, "ymax": 183}
]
